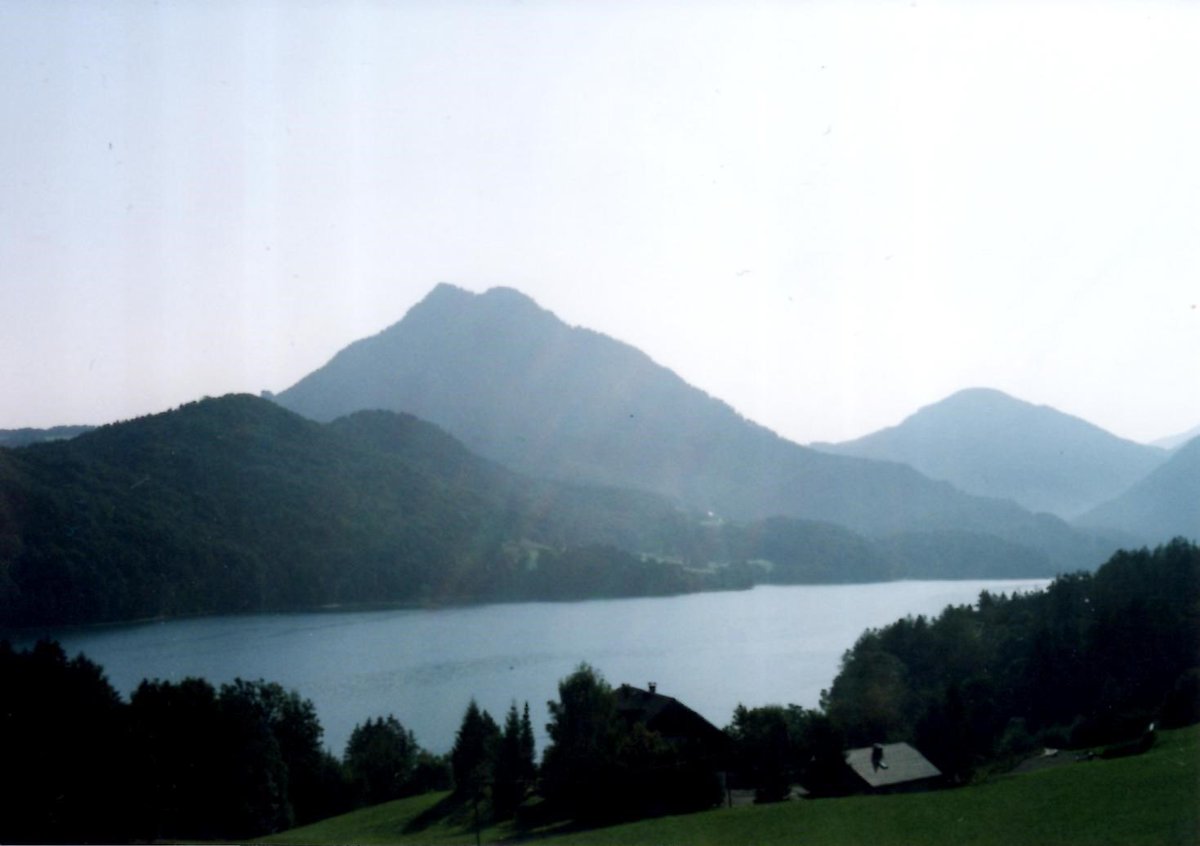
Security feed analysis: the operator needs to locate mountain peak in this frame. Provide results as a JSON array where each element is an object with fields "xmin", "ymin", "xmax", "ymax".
[
  {"xmin": 821, "ymin": 388, "xmax": 1166, "ymax": 518},
  {"xmin": 915, "ymin": 388, "xmax": 1067, "ymax": 423},
  {"xmin": 421, "ymin": 283, "xmax": 546, "ymax": 311},
  {"xmin": 274, "ymin": 284, "xmax": 1068, "ymax": 537}
]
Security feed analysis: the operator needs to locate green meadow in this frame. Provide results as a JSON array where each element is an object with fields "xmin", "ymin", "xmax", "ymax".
[{"xmin": 260, "ymin": 725, "xmax": 1200, "ymax": 846}]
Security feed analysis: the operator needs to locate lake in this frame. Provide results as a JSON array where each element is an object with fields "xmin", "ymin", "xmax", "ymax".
[{"xmin": 17, "ymin": 580, "xmax": 1047, "ymax": 755}]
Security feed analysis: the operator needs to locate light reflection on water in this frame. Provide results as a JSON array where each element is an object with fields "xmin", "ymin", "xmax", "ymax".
[{"xmin": 16, "ymin": 579, "xmax": 1047, "ymax": 755}]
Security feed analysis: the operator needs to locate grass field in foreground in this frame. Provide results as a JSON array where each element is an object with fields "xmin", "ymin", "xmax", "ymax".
[{"xmin": 260, "ymin": 725, "xmax": 1200, "ymax": 846}]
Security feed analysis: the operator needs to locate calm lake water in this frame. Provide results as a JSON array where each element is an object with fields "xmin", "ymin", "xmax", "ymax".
[{"xmin": 18, "ymin": 580, "xmax": 1046, "ymax": 755}]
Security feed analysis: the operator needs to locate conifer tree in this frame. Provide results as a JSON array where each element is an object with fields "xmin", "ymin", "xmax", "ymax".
[{"xmin": 451, "ymin": 700, "xmax": 500, "ymax": 799}]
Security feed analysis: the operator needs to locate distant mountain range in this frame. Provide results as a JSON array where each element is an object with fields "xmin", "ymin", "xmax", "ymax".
[
  {"xmin": 3, "ymin": 283, "xmax": 1192, "ymax": 627},
  {"xmin": 274, "ymin": 285, "xmax": 1113, "ymax": 570},
  {"xmin": 812, "ymin": 388, "xmax": 1167, "ymax": 519}
]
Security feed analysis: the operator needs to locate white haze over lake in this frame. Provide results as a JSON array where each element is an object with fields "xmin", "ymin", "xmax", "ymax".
[
  {"xmin": 1, "ymin": 1, "xmax": 1197, "ymax": 445},
  {"xmin": 23, "ymin": 580, "xmax": 1048, "ymax": 755}
]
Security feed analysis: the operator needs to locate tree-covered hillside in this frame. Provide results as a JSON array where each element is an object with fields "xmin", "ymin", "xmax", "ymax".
[
  {"xmin": 821, "ymin": 539, "xmax": 1200, "ymax": 782},
  {"xmin": 0, "ymin": 394, "xmax": 1118, "ymax": 629},
  {"xmin": 0, "ymin": 395, "xmax": 717, "ymax": 627}
]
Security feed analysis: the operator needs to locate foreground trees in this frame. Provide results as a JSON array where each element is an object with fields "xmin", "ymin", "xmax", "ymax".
[
  {"xmin": 0, "ymin": 641, "xmax": 446, "ymax": 843},
  {"xmin": 448, "ymin": 699, "xmax": 536, "ymax": 819},
  {"xmin": 0, "ymin": 641, "xmax": 130, "ymax": 844},
  {"xmin": 541, "ymin": 664, "xmax": 724, "ymax": 821},
  {"xmin": 821, "ymin": 538, "xmax": 1200, "ymax": 782},
  {"xmin": 3, "ymin": 540, "xmax": 1196, "ymax": 840},
  {"xmin": 725, "ymin": 704, "xmax": 844, "ymax": 800},
  {"xmin": 493, "ymin": 702, "xmax": 538, "ymax": 817}
]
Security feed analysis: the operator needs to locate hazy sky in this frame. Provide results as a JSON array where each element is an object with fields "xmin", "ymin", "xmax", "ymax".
[{"xmin": 2, "ymin": 1, "xmax": 1197, "ymax": 445}]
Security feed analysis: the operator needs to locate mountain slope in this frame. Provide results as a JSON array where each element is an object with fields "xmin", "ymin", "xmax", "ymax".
[
  {"xmin": 1075, "ymin": 437, "xmax": 1200, "ymax": 542},
  {"xmin": 0, "ymin": 395, "xmax": 726, "ymax": 627},
  {"xmin": 8, "ymin": 395, "xmax": 1020, "ymax": 628},
  {"xmin": 814, "ymin": 388, "xmax": 1166, "ymax": 518},
  {"xmin": 274, "ymin": 286, "xmax": 1104, "ymax": 574}
]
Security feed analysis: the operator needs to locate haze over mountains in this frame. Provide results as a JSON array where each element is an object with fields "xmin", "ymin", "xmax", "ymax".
[
  {"xmin": 276, "ymin": 285, "xmax": 1156, "ymax": 565},
  {"xmin": 1076, "ymin": 437, "xmax": 1200, "ymax": 542},
  {"xmin": 1154, "ymin": 423, "xmax": 1200, "ymax": 451},
  {"xmin": 2, "ymin": 283, "xmax": 1195, "ymax": 627},
  {"xmin": 812, "ymin": 388, "xmax": 1167, "ymax": 519}
]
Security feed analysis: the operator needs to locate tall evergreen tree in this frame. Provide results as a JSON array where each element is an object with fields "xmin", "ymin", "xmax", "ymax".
[
  {"xmin": 450, "ymin": 700, "xmax": 500, "ymax": 799},
  {"xmin": 493, "ymin": 701, "xmax": 537, "ymax": 817},
  {"xmin": 520, "ymin": 701, "xmax": 537, "ymax": 783}
]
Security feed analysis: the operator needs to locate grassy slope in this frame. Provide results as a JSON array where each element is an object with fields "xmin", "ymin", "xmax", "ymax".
[{"xmin": 261, "ymin": 726, "xmax": 1200, "ymax": 846}]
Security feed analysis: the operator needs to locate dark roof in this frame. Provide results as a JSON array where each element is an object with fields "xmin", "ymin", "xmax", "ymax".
[
  {"xmin": 844, "ymin": 742, "xmax": 941, "ymax": 789},
  {"xmin": 614, "ymin": 684, "xmax": 728, "ymax": 749}
]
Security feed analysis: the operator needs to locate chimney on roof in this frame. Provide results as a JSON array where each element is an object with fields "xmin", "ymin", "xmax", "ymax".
[{"xmin": 648, "ymin": 682, "xmax": 657, "ymax": 694}]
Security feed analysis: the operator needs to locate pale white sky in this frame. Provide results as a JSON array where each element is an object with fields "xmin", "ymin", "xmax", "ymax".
[{"xmin": 2, "ymin": 0, "xmax": 1197, "ymax": 445}]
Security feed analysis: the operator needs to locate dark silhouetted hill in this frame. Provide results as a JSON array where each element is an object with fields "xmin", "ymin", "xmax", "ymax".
[
  {"xmin": 0, "ymin": 396, "xmax": 723, "ymax": 627},
  {"xmin": 814, "ymin": 388, "xmax": 1166, "ymax": 519}
]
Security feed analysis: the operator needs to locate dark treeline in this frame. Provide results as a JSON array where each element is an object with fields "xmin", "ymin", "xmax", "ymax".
[
  {"xmin": 719, "ymin": 539, "xmax": 1200, "ymax": 799},
  {"xmin": 0, "ymin": 640, "xmax": 450, "ymax": 843},
  {"xmin": 4, "ymin": 541, "xmax": 1197, "ymax": 842},
  {"xmin": 820, "ymin": 537, "xmax": 1200, "ymax": 781}
]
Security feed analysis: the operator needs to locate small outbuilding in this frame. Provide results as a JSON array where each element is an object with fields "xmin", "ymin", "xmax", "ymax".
[{"xmin": 843, "ymin": 742, "xmax": 942, "ymax": 793}]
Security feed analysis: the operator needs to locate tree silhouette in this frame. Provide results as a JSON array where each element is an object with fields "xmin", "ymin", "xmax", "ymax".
[
  {"xmin": 344, "ymin": 715, "xmax": 420, "ymax": 805},
  {"xmin": 451, "ymin": 700, "xmax": 500, "ymax": 800}
]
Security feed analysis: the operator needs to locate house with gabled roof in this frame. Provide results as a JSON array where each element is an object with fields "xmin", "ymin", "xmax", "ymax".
[
  {"xmin": 843, "ymin": 742, "xmax": 942, "ymax": 793},
  {"xmin": 614, "ymin": 683, "xmax": 729, "ymax": 758},
  {"xmin": 613, "ymin": 683, "xmax": 731, "ymax": 811}
]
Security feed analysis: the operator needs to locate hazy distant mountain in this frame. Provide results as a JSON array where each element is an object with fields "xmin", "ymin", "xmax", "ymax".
[
  {"xmin": 814, "ymin": 388, "xmax": 1166, "ymax": 519},
  {"xmin": 0, "ymin": 425, "xmax": 93, "ymax": 448},
  {"xmin": 1075, "ymin": 437, "xmax": 1200, "ymax": 543},
  {"xmin": 275, "ymin": 285, "xmax": 1109, "ymax": 570},
  {"xmin": 1153, "ymin": 423, "xmax": 1200, "ymax": 451}
]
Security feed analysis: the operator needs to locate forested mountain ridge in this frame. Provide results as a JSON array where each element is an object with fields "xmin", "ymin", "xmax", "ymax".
[
  {"xmin": 0, "ymin": 424, "xmax": 93, "ymax": 448},
  {"xmin": 0, "ymin": 395, "xmax": 717, "ymax": 627},
  {"xmin": 273, "ymin": 285, "xmax": 1110, "ymax": 570},
  {"xmin": 813, "ymin": 388, "xmax": 1166, "ymax": 519},
  {"xmin": 1, "ymin": 395, "xmax": 1099, "ymax": 629}
]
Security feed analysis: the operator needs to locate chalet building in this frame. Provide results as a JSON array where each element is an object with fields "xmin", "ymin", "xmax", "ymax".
[
  {"xmin": 843, "ymin": 742, "xmax": 942, "ymax": 793},
  {"xmin": 613, "ymin": 683, "xmax": 731, "ymax": 811},
  {"xmin": 614, "ymin": 683, "xmax": 730, "ymax": 760}
]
